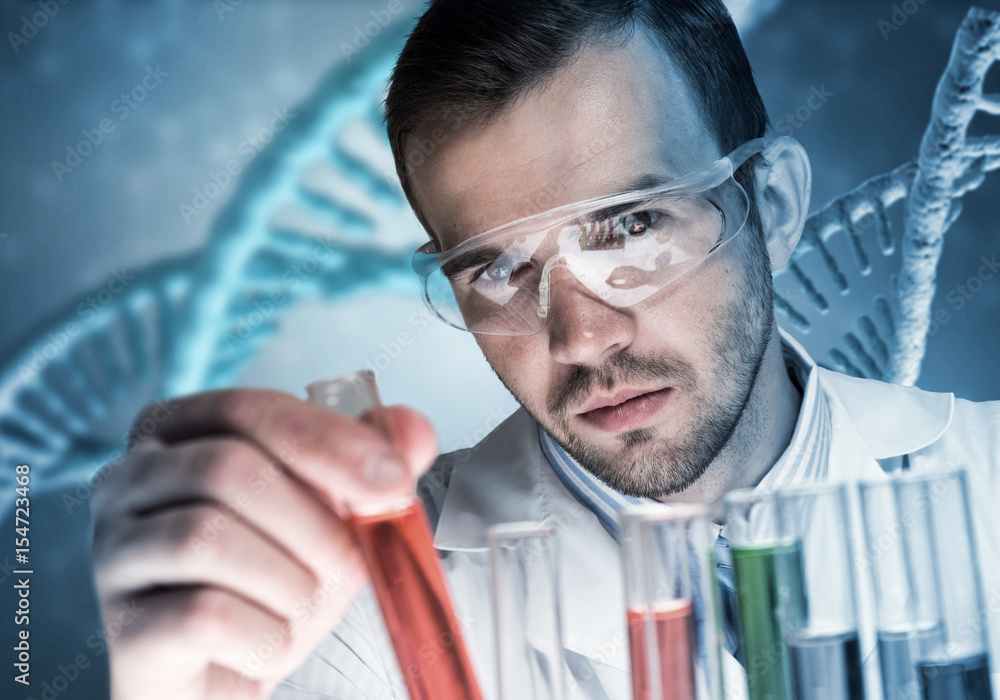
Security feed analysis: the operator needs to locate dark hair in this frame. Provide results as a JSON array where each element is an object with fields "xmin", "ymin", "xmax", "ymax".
[{"xmin": 385, "ymin": 0, "xmax": 771, "ymax": 241}]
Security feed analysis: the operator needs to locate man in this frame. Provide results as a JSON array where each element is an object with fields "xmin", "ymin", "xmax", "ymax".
[{"xmin": 90, "ymin": 1, "xmax": 1000, "ymax": 698}]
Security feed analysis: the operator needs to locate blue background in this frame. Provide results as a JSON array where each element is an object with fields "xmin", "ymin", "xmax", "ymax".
[{"xmin": 0, "ymin": 1, "xmax": 998, "ymax": 698}]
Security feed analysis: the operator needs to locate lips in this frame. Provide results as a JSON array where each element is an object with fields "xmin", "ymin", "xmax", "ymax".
[{"xmin": 577, "ymin": 387, "xmax": 674, "ymax": 433}]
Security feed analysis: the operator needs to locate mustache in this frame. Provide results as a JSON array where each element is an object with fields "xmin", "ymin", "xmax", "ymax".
[{"xmin": 548, "ymin": 348, "xmax": 697, "ymax": 417}]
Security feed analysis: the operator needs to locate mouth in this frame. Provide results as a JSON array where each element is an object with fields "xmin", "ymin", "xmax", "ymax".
[{"xmin": 577, "ymin": 387, "xmax": 674, "ymax": 433}]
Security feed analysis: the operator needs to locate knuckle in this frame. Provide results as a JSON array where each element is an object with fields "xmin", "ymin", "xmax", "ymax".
[
  {"xmin": 168, "ymin": 508, "xmax": 222, "ymax": 561},
  {"xmin": 202, "ymin": 439, "xmax": 260, "ymax": 493},
  {"xmin": 180, "ymin": 588, "xmax": 234, "ymax": 644},
  {"xmin": 218, "ymin": 389, "xmax": 266, "ymax": 430},
  {"xmin": 129, "ymin": 400, "xmax": 168, "ymax": 442}
]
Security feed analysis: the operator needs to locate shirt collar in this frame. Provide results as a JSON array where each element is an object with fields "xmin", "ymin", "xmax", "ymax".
[{"xmin": 540, "ymin": 327, "xmax": 832, "ymax": 539}]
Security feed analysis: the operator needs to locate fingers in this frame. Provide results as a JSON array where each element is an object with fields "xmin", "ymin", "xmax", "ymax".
[
  {"xmin": 128, "ymin": 389, "xmax": 420, "ymax": 514},
  {"xmin": 378, "ymin": 404, "xmax": 439, "ymax": 478},
  {"xmin": 102, "ymin": 437, "xmax": 362, "ymax": 583},
  {"xmin": 95, "ymin": 505, "xmax": 321, "ymax": 620},
  {"xmin": 93, "ymin": 389, "xmax": 444, "ymax": 699},
  {"xmin": 106, "ymin": 587, "xmax": 299, "ymax": 695}
]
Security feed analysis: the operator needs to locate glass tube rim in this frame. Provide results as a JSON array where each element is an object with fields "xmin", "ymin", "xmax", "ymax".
[
  {"xmin": 721, "ymin": 485, "xmax": 773, "ymax": 508},
  {"xmin": 773, "ymin": 479, "xmax": 849, "ymax": 501},
  {"xmin": 305, "ymin": 369, "xmax": 376, "ymax": 398},
  {"xmin": 857, "ymin": 466, "xmax": 968, "ymax": 491}
]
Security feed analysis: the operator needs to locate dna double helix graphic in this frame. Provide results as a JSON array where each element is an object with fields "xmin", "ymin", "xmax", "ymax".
[
  {"xmin": 1, "ymin": 8, "xmax": 999, "ymax": 506},
  {"xmin": 773, "ymin": 8, "xmax": 1000, "ymax": 385}
]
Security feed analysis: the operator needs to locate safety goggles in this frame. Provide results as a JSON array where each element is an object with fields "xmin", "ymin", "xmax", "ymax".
[{"xmin": 411, "ymin": 138, "xmax": 766, "ymax": 336}]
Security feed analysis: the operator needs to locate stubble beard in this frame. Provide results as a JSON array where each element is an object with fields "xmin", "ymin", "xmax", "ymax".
[{"xmin": 500, "ymin": 230, "xmax": 775, "ymax": 499}]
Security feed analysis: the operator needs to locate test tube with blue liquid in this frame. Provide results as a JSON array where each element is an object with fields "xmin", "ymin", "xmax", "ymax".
[
  {"xmin": 859, "ymin": 469, "xmax": 994, "ymax": 700},
  {"xmin": 774, "ymin": 482, "xmax": 866, "ymax": 700}
]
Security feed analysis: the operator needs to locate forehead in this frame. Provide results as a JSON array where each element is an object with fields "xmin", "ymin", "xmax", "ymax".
[{"xmin": 407, "ymin": 28, "xmax": 721, "ymax": 251}]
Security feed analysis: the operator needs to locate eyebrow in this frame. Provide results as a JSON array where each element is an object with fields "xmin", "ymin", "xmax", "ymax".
[
  {"xmin": 617, "ymin": 173, "xmax": 675, "ymax": 192},
  {"xmin": 575, "ymin": 174, "xmax": 674, "ymax": 221},
  {"xmin": 436, "ymin": 173, "xmax": 677, "ymax": 251}
]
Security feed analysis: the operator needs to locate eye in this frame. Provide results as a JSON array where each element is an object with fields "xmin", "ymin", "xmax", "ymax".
[
  {"xmin": 472, "ymin": 255, "xmax": 517, "ymax": 283},
  {"xmin": 485, "ymin": 258, "xmax": 513, "ymax": 280},
  {"xmin": 620, "ymin": 211, "xmax": 655, "ymax": 235}
]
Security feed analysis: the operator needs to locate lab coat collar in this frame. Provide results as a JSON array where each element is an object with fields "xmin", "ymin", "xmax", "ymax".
[
  {"xmin": 433, "ymin": 408, "xmax": 546, "ymax": 551},
  {"xmin": 815, "ymin": 366, "xmax": 954, "ymax": 459},
  {"xmin": 433, "ymin": 346, "xmax": 955, "ymax": 552}
]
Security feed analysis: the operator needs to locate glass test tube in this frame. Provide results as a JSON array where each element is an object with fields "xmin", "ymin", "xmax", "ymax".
[
  {"xmin": 621, "ymin": 503, "xmax": 723, "ymax": 700},
  {"xmin": 488, "ymin": 522, "xmax": 565, "ymax": 700},
  {"xmin": 723, "ymin": 488, "xmax": 804, "ymax": 700},
  {"xmin": 859, "ymin": 470, "xmax": 994, "ymax": 700},
  {"xmin": 774, "ymin": 483, "xmax": 865, "ymax": 700},
  {"xmin": 306, "ymin": 371, "xmax": 483, "ymax": 700}
]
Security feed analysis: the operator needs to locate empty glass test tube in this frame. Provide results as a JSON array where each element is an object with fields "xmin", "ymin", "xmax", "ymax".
[
  {"xmin": 774, "ymin": 482, "xmax": 866, "ymax": 700},
  {"xmin": 306, "ymin": 371, "xmax": 483, "ymax": 700},
  {"xmin": 488, "ymin": 522, "xmax": 565, "ymax": 700},
  {"xmin": 723, "ymin": 488, "xmax": 805, "ymax": 700},
  {"xmin": 621, "ymin": 503, "xmax": 723, "ymax": 700},
  {"xmin": 859, "ymin": 469, "xmax": 994, "ymax": 700}
]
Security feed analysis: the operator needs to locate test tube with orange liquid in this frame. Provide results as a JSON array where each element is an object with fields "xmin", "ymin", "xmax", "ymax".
[
  {"xmin": 620, "ymin": 504, "xmax": 723, "ymax": 700},
  {"xmin": 306, "ymin": 371, "xmax": 483, "ymax": 700}
]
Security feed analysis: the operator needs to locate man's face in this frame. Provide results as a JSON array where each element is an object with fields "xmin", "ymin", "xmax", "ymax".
[{"xmin": 408, "ymin": 30, "xmax": 775, "ymax": 498}]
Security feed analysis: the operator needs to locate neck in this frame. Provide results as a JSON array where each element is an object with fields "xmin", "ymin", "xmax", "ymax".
[{"xmin": 659, "ymin": 324, "xmax": 803, "ymax": 521}]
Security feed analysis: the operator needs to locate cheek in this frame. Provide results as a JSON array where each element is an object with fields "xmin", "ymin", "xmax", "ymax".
[
  {"xmin": 629, "ymin": 250, "xmax": 747, "ymax": 353},
  {"xmin": 476, "ymin": 336, "xmax": 547, "ymax": 396}
]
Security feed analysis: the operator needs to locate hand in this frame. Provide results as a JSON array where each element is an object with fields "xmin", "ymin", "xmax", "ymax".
[{"xmin": 90, "ymin": 388, "xmax": 438, "ymax": 699}]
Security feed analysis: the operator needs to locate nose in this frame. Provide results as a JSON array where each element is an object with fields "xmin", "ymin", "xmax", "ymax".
[{"xmin": 545, "ymin": 266, "xmax": 636, "ymax": 366}]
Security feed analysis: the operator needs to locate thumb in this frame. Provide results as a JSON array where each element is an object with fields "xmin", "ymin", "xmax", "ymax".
[{"xmin": 366, "ymin": 405, "xmax": 439, "ymax": 481}]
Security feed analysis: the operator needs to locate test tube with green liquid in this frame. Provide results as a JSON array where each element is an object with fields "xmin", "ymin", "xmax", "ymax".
[{"xmin": 723, "ymin": 489, "xmax": 805, "ymax": 700}]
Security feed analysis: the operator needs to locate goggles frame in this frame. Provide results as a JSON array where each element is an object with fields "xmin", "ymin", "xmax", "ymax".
[{"xmin": 411, "ymin": 137, "xmax": 767, "ymax": 335}]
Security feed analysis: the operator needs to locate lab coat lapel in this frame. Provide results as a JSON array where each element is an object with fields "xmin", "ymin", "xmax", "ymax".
[
  {"xmin": 433, "ymin": 409, "xmax": 547, "ymax": 551},
  {"xmin": 432, "ymin": 409, "xmax": 633, "ymax": 694}
]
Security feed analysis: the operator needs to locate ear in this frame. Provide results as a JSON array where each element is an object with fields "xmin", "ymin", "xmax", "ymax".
[{"xmin": 755, "ymin": 136, "xmax": 811, "ymax": 270}]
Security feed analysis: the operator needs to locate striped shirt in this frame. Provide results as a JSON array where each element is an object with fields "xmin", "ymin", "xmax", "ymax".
[{"xmin": 539, "ymin": 330, "xmax": 831, "ymax": 539}]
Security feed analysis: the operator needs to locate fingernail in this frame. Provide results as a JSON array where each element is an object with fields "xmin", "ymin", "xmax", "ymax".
[{"xmin": 362, "ymin": 454, "xmax": 407, "ymax": 488}]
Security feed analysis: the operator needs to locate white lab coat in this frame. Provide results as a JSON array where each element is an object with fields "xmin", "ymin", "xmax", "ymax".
[{"xmin": 278, "ymin": 367, "xmax": 1000, "ymax": 699}]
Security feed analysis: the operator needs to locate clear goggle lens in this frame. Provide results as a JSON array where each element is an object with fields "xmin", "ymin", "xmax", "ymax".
[{"xmin": 413, "ymin": 140, "xmax": 762, "ymax": 336}]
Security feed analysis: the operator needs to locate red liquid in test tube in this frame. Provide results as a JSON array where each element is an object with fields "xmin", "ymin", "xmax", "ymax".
[
  {"xmin": 626, "ymin": 600, "xmax": 697, "ymax": 700},
  {"xmin": 306, "ymin": 372, "xmax": 483, "ymax": 700}
]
